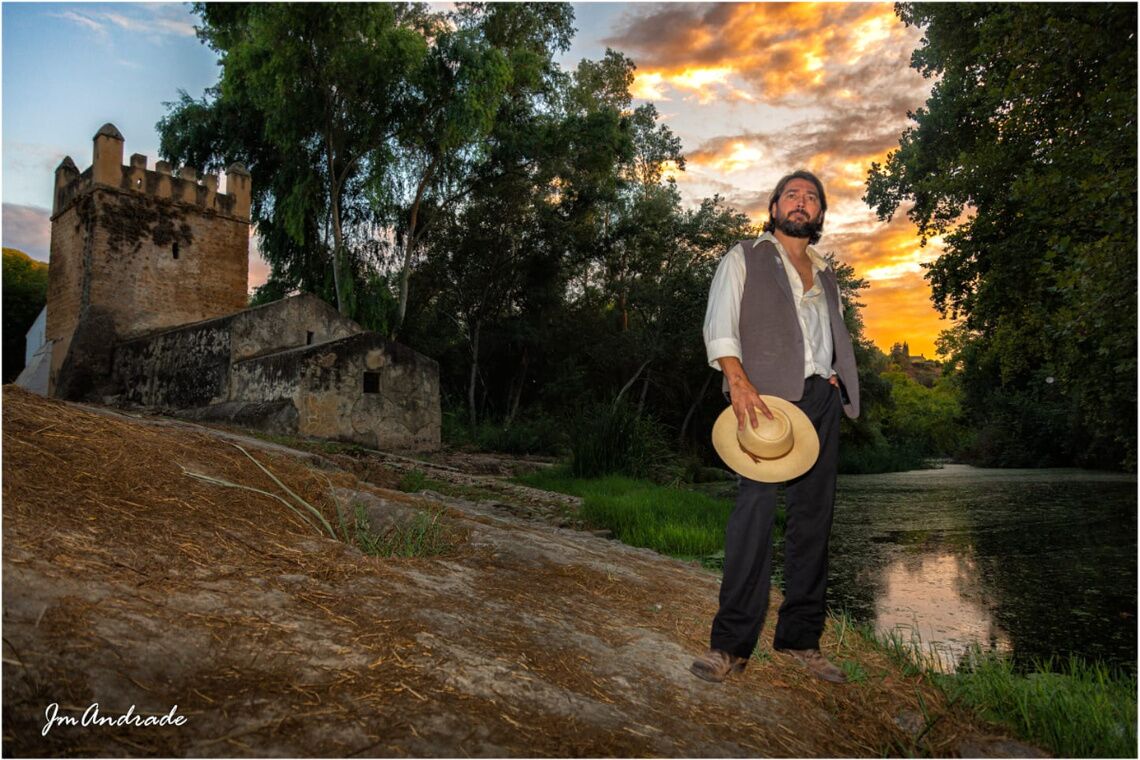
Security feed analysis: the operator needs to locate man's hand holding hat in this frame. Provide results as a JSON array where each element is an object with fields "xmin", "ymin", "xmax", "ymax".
[
  {"xmin": 719, "ymin": 356, "xmax": 773, "ymax": 430},
  {"xmin": 713, "ymin": 357, "xmax": 821, "ymax": 483}
]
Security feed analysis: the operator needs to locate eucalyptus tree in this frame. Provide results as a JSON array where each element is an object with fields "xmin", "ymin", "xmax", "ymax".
[
  {"xmin": 379, "ymin": 22, "xmax": 512, "ymax": 335},
  {"xmin": 402, "ymin": 3, "xmax": 576, "ymax": 428},
  {"xmin": 160, "ymin": 3, "xmax": 438, "ymax": 316}
]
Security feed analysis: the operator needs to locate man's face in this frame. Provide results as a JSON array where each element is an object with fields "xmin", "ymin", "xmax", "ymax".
[{"xmin": 770, "ymin": 177, "xmax": 823, "ymax": 239}]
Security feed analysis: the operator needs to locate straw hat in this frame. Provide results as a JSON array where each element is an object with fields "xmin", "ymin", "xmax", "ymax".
[{"xmin": 712, "ymin": 398, "xmax": 820, "ymax": 482}]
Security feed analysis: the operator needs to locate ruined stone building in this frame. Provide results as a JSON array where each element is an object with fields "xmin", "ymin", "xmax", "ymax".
[{"xmin": 17, "ymin": 124, "xmax": 440, "ymax": 451}]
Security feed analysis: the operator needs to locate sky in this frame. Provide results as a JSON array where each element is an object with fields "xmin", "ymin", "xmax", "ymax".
[{"xmin": 2, "ymin": 2, "xmax": 951, "ymax": 357}]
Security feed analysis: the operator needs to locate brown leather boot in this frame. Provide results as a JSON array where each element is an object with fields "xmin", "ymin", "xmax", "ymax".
[
  {"xmin": 689, "ymin": 649, "xmax": 748, "ymax": 683},
  {"xmin": 779, "ymin": 648, "xmax": 846, "ymax": 683}
]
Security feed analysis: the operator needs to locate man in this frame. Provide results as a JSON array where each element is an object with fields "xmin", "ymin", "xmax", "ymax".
[{"xmin": 691, "ymin": 170, "xmax": 860, "ymax": 684}]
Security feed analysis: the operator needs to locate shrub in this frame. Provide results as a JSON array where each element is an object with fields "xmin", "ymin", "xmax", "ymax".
[
  {"xmin": 441, "ymin": 407, "xmax": 567, "ymax": 456},
  {"xmin": 570, "ymin": 400, "xmax": 670, "ymax": 479},
  {"xmin": 474, "ymin": 414, "xmax": 567, "ymax": 456},
  {"xmin": 839, "ymin": 439, "xmax": 929, "ymax": 474}
]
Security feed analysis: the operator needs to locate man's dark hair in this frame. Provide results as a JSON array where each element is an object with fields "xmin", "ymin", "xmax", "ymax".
[{"xmin": 763, "ymin": 170, "xmax": 828, "ymax": 245}]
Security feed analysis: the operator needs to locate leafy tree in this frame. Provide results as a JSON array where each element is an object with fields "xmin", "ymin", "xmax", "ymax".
[
  {"xmin": 3, "ymin": 248, "xmax": 49, "ymax": 383},
  {"xmin": 381, "ymin": 17, "xmax": 515, "ymax": 335},
  {"xmin": 865, "ymin": 3, "xmax": 1137, "ymax": 469},
  {"xmin": 398, "ymin": 3, "xmax": 577, "ymax": 430},
  {"xmin": 881, "ymin": 369, "xmax": 966, "ymax": 458},
  {"xmin": 155, "ymin": 2, "xmax": 911, "ymax": 476},
  {"xmin": 161, "ymin": 2, "xmax": 437, "ymax": 316},
  {"xmin": 200, "ymin": 1, "xmax": 430, "ymax": 316}
]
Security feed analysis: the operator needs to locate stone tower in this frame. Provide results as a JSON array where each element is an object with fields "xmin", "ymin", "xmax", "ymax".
[{"xmin": 46, "ymin": 123, "xmax": 251, "ymax": 399}]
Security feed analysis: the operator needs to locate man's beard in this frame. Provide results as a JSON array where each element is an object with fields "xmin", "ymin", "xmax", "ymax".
[{"xmin": 774, "ymin": 212, "xmax": 823, "ymax": 240}]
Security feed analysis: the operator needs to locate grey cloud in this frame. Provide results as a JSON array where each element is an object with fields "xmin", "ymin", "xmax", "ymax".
[
  {"xmin": 2, "ymin": 204, "xmax": 51, "ymax": 262},
  {"xmin": 603, "ymin": 3, "xmax": 734, "ymax": 67}
]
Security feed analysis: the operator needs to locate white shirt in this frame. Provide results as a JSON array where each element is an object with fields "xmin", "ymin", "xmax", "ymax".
[{"xmin": 703, "ymin": 232, "xmax": 835, "ymax": 379}]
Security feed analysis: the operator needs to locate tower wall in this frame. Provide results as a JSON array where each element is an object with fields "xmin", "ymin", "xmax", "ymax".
[{"xmin": 46, "ymin": 123, "xmax": 251, "ymax": 399}]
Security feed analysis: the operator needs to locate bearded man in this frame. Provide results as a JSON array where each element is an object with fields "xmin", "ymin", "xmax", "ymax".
[{"xmin": 691, "ymin": 170, "xmax": 861, "ymax": 684}]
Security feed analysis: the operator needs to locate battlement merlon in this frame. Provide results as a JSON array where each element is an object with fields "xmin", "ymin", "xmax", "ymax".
[{"xmin": 51, "ymin": 123, "xmax": 251, "ymax": 222}]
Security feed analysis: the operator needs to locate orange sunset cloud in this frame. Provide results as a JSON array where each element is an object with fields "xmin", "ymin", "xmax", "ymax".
[
  {"xmin": 607, "ymin": 2, "xmax": 947, "ymax": 357},
  {"xmin": 607, "ymin": 3, "xmax": 923, "ymax": 106}
]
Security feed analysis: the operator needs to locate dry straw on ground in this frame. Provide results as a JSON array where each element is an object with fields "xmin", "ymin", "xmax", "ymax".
[{"xmin": 2, "ymin": 386, "xmax": 1039, "ymax": 757}]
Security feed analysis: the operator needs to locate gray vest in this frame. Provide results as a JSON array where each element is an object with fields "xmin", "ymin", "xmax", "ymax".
[{"xmin": 722, "ymin": 239, "xmax": 860, "ymax": 419}]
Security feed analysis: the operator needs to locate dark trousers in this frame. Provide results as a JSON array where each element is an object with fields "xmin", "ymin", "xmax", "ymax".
[{"xmin": 709, "ymin": 375, "xmax": 842, "ymax": 657}]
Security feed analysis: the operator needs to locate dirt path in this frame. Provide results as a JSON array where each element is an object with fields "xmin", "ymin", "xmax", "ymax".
[{"xmin": 1, "ymin": 387, "xmax": 1043, "ymax": 757}]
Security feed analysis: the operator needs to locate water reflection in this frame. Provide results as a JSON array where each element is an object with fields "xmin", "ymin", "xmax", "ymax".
[
  {"xmin": 874, "ymin": 551, "xmax": 1012, "ymax": 672},
  {"xmin": 829, "ymin": 466, "xmax": 1136, "ymax": 673}
]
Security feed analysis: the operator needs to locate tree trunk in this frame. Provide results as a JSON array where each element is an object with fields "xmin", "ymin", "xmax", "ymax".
[
  {"xmin": 636, "ymin": 371, "xmax": 650, "ymax": 415},
  {"xmin": 504, "ymin": 346, "xmax": 529, "ymax": 430},
  {"xmin": 614, "ymin": 359, "xmax": 651, "ymax": 409},
  {"xmin": 395, "ymin": 158, "xmax": 439, "ymax": 336},
  {"xmin": 679, "ymin": 370, "xmax": 715, "ymax": 448},
  {"xmin": 467, "ymin": 319, "xmax": 481, "ymax": 433},
  {"xmin": 327, "ymin": 145, "xmax": 347, "ymax": 316}
]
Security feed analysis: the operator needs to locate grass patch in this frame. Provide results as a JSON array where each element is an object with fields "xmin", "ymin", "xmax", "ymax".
[
  {"xmin": 343, "ymin": 502, "xmax": 454, "ymax": 558},
  {"xmin": 396, "ymin": 468, "xmax": 504, "ymax": 503},
  {"xmin": 397, "ymin": 469, "xmax": 427, "ymax": 493},
  {"xmin": 517, "ymin": 468, "xmax": 768, "ymax": 566},
  {"xmin": 837, "ymin": 611, "xmax": 1138, "ymax": 758},
  {"xmin": 938, "ymin": 652, "xmax": 1137, "ymax": 758}
]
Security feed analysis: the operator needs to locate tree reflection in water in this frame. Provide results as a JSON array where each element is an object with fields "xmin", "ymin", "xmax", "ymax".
[
  {"xmin": 874, "ymin": 551, "xmax": 1012, "ymax": 672},
  {"xmin": 826, "ymin": 465, "xmax": 1136, "ymax": 673}
]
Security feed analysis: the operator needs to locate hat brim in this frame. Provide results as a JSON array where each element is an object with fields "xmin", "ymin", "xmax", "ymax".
[{"xmin": 712, "ymin": 398, "xmax": 820, "ymax": 483}]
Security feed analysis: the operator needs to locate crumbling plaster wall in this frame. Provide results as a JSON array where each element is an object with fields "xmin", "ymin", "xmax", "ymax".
[
  {"xmin": 112, "ymin": 294, "xmax": 365, "ymax": 409},
  {"xmin": 230, "ymin": 293, "xmax": 362, "ymax": 362},
  {"xmin": 114, "ymin": 319, "xmax": 232, "ymax": 409},
  {"xmin": 231, "ymin": 332, "xmax": 441, "ymax": 451}
]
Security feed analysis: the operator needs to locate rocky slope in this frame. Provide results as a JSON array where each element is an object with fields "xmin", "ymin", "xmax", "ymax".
[{"xmin": 1, "ymin": 386, "xmax": 1043, "ymax": 757}]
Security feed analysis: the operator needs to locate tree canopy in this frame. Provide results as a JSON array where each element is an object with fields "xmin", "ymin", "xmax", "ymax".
[
  {"xmin": 865, "ymin": 3, "xmax": 1137, "ymax": 469},
  {"xmin": 159, "ymin": 1, "xmax": 934, "ymax": 473}
]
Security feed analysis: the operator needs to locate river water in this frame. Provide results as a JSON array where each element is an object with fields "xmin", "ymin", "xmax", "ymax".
[{"xmin": 827, "ymin": 465, "xmax": 1137, "ymax": 673}]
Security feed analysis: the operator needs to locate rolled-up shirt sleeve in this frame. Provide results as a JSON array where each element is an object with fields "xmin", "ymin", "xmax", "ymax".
[{"xmin": 703, "ymin": 243, "xmax": 746, "ymax": 370}]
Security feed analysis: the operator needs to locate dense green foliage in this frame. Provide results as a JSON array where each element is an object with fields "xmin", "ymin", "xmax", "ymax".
[
  {"xmin": 866, "ymin": 4, "xmax": 1137, "ymax": 470},
  {"xmin": 568, "ymin": 401, "xmax": 669, "ymax": 479},
  {"xmin": 2, "ymin": 248, "xmax": 49, "ymax": 383}
]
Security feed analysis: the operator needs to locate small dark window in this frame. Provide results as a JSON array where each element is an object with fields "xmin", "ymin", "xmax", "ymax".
[
  {"xmin": 306, "ymin": 331, "xmax": 315, "ymax": 345},
  {"xmin": 363, "ymin": 372, "xmax": 380, "ymax": 394},
  {"xmin": 172, "ymin": 243, "xmax": 180, "ymax": 260}
]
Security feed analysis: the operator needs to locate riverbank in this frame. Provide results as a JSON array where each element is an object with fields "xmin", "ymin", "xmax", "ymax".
[
  {"xmin": 867, "ymin": 620, "xmax": 1137, "ymax": 758},
  {"xmin": 3, "ymin": 386, "xmax": 1040, "ymax": 756},
  {"xmin": 518, "ymin": 466, "xmax": 1137, "ymax": 758}
]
